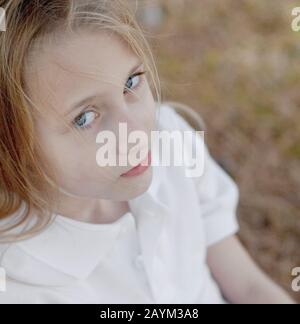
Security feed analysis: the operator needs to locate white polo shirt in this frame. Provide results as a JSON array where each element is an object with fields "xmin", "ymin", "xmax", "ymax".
[{"xmin": 0, "ymin": 104, "xmax": 239, "ymax": 304}]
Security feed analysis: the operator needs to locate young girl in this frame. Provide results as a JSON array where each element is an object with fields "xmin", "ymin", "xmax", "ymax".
[{"xmin": 0, "ymin": 0, "xmax": 294, "ymax": 304}]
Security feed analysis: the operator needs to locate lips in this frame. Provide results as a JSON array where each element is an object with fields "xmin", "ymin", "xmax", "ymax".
[{"xmin": 120, "ymin": 151, "xmax": 151, "ymax": 177}]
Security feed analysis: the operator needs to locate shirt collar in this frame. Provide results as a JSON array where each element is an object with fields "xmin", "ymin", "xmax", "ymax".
[
  {"xmin": 1, "ymin": 118, "xmax": 175, "ymax": 287},
  {"xmin": 1, "ymin": 164, "xmax": 172, "ymax": 287}
]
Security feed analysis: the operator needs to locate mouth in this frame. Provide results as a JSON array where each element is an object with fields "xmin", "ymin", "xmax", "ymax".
[{"xmin": 120, "ymin": 151, "xmax": 152, "ymax": 178}]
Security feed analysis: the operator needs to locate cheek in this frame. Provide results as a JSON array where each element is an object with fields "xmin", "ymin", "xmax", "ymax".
[
  {"xmin": 144, "ymin": 87, "xmax": 156, "ymax": 126},
  {"xmin": 36, "ymin": 135, "xmax": 85, "ymax": 182},
  {"xmin": 60, "ymin": 147, "xmax": 95, "ymax": 178},
  {"xmin": 131, "ymin": 90, "xmax": 156, "ymax": 132},
  {"xmin": 37, "ymin": 127, "xmax": 118, "ymax": 182},
  {"xmin": 59, "ymin": 145, "xmax": 118, "ymax": 184}
]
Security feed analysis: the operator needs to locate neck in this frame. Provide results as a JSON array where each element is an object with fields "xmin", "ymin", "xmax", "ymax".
[{"xmin": 54, "ymin": 195, "xmax": 130, "ymax": 224}]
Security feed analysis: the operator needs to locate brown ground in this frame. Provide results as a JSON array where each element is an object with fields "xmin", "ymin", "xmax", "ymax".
[{"xmin": 140, "ymin": 0, "xmax": 300, "ymax": 302}]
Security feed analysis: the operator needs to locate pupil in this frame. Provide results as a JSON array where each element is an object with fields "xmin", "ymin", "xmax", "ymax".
[
  {"xmin": 78, "ymin": 114, "xmax": 86, "ymax": 126},
  {"xmin": 127, "ymin": 77, "xmax": 133, "ymax": 88}
]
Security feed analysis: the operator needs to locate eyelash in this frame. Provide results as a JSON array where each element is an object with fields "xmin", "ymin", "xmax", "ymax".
[
  {"xmin": 123, "ymin": 71, "xmax": 146, "ymax": 95},
  {"xmin": 72, "ymin": 71, "xmax": 147, "ymax": 131}
]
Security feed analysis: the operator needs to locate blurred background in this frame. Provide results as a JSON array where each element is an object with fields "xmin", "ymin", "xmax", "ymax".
[{"xmin": 136, "ymin": 0, "xmax": 300, "ymax": 301}]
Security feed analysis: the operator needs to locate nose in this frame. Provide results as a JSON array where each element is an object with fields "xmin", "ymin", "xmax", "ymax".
[{"xmin": 109, "ymin": 102, "xmax": 150, "ymax": 156}]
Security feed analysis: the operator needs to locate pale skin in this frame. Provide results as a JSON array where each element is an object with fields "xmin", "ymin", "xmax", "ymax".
[
  {"xmin": 24, "ymin": 29, "xmax": 295, "ymax": 304},
  {"xmin": 207, "ymin": 236, "xmax": 295, "ymax": 304},
  {"xmin": 25, "ymin": 30, "xmax": 156, "ymax": 224}
]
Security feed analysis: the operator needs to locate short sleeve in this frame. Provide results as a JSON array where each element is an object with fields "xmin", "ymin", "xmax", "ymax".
[
  {"xmin": 193, "ymin": 144, "xmax": 240, "ymax": 246},
  {"xmin": 159, "ymin": 104, "xmax": 240, "ymax": 247}
]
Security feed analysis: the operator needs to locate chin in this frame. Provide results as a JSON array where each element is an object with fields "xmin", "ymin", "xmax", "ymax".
[{"xmin": 119, "ymin": 167, "xmax": 153, "ymax": 200}]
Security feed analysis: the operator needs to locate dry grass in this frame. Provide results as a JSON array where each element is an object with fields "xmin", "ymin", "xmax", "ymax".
[{"xmin": 139, "ymin": 0, "xmax": 300, "ymax": 302}]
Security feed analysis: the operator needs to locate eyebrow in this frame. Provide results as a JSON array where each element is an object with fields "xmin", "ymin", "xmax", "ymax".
[{"xmin": 63, "ymin": 60, "xmax": 143, "ymax": 117}]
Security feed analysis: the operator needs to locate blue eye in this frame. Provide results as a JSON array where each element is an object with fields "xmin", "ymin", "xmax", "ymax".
[
  {"xmin": 73, "ymin": 110, "xmax": 99, "ymax": 130},
  {"xmin": 72, "ymin": 71, "xmax": 146, "ymax": 131},
  {"xmin": 124, "ymin": 72, "xmax": 146, "ymax": 94}
]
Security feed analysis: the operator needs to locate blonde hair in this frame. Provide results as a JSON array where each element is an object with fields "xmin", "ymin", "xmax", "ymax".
[
  {"xmin": 0, "ymin": 0, "xmax": 205, "ymax": 243},
  {"xmin": 0, "ymin": 0, "xmax": 163, "ymax": 242}
]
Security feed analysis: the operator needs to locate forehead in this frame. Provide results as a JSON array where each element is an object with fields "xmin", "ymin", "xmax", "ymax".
[{"xmin": 24, "ymin": 31, "xmax": 139, "ymax": 113}]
